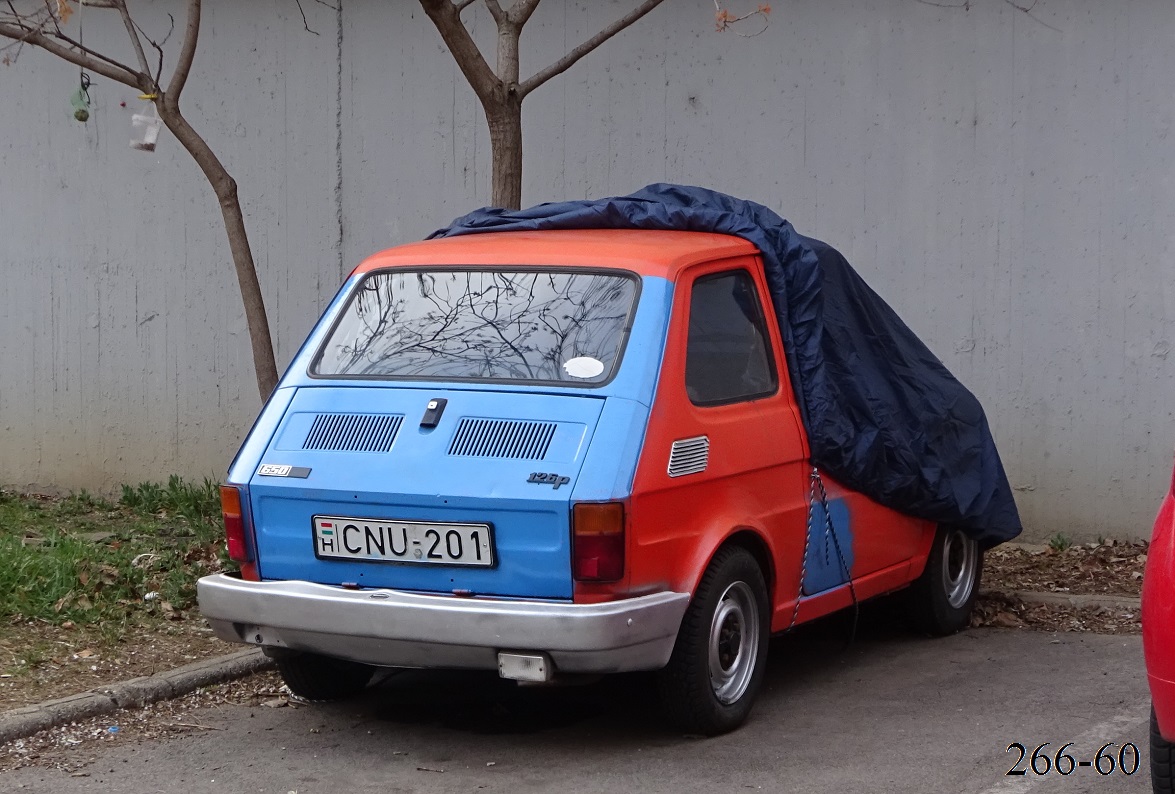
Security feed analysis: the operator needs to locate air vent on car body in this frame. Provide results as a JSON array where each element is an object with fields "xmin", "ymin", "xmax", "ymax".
[
  {"xmin": 449, "ymin": 418, "xmax": 557, "ymax": 460},
  {"xmin": 668, "ymin": 436, "xmax": 710, "ymax": 477},
  {"xmin": 302, "ymin": 413, "xmax": 404, "ymax": 452}
]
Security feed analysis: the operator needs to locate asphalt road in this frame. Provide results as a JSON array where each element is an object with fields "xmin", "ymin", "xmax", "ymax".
[{"xmin": 2, "ymin": 617, "xmax": 1150, "ymax": 794}]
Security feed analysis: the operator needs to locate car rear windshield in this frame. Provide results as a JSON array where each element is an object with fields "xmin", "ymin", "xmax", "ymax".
[{"xmin": 312, "ymin": 268, "xmax": 639, "ymax": 385}]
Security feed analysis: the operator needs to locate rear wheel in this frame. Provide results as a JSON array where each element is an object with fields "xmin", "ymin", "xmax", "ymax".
[
  {"xmin": 657, "ymin": 546, "xmax": 769, "ymax": 735},
  {"xmin": 273, "ymin": 651, "xmax": 374, "ymax": 701},
  {"xmin": 907, "ymin": 525, "xmax": 983, "ymax": 635},
  {"xmin": 1153, "ymin": 705, "xmax": 1175, "ymax": 793}
]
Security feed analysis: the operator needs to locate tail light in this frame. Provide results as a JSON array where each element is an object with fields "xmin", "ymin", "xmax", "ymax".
[
  {"xmin": 221, "ymin": 485, "xmax": 259, "ymax": 581},
  {"xmin": 572, "ymin": 502, "xmax": 625, "ymax": 582}
]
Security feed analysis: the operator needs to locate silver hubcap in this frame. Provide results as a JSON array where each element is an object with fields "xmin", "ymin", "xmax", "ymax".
[
  {"xmin": 708, "ymin": 581, "xmax": 760, "ymax": 705},
  {"xmin": 942, "ymin": 529, "xmax": 979, "ymax": 609}
]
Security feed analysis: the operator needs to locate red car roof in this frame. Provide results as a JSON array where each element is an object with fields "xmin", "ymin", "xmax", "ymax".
[{"xmin": 353, "ymin": 229, "xmax": 759, "ymax": 280}]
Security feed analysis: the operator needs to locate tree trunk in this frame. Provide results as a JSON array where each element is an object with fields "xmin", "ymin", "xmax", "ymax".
[
  {"xmin": 157, "ymin": 105, "xmax": 280, "ymax": 400},
  {"xmin": 487, "ymin": 100, "xmax": 523, "ymax": 211}
]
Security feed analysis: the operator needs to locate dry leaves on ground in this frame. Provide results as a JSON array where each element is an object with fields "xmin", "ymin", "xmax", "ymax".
[
  {"xmin": 972, "ymin": 538, "xmax": 1145, "ymax": 635},
  {"xmin": 971, "ymin": 591, "xmax": 1141, "ymax": 635},
  {"xmin": 983, "ymin": 540, "xmax": 1147, "ymax": 598}
]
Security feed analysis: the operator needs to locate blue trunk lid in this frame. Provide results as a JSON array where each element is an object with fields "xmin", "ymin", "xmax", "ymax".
[{"xmin": 249, "ymin": 386, "xmax": 603, "ymax": 599}]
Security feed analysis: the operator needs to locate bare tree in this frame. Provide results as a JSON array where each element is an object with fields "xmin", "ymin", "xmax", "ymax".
[
  {"xmin": 0, "ymin": 0, "xmax": 279, "ymax": 399},
  {"xmin": 418, "ymin": 0, "xmax": 670, "ymax": 210}
]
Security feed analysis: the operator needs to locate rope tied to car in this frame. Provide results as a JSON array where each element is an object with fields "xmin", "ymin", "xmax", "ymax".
[{"xmin": 785, "ymin": 465, "xmax": 860, "ymax": 646}]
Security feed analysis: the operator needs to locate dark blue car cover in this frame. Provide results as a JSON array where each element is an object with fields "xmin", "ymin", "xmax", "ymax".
[{"xmin": 430, "ymin": 184, "xmax": 1021, "ymax": 547}]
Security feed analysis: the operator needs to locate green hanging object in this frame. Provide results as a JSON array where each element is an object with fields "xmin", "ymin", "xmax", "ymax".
[{"xmin": 71, "ymin": 73, "xmax": 92, "ymax": 123}]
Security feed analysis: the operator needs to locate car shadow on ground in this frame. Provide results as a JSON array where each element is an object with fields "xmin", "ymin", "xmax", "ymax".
[{"xmin": 341, "ymin": 594, "xmax": 929, "ymax": 741}]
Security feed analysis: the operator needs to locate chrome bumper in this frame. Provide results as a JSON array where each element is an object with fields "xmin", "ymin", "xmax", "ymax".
[{"xmin": 197, "ymin": 574, "xmax": 690, "ymax": 676}]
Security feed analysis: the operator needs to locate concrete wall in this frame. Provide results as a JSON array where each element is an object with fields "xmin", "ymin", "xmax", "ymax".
[{"xmin": 1, "ymin": 0, "xmax": 1172, "ymax": 540}]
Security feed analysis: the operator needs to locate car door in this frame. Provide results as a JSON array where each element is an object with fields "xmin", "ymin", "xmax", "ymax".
[{"xmin": 628, "ymin": 257, "xmax": 811, "ymax": 627}]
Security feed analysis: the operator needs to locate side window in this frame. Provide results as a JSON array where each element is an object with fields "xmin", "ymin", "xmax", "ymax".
[{"xmin": 685, "ymin": 270, "xmax": 778, "ymax": 406}]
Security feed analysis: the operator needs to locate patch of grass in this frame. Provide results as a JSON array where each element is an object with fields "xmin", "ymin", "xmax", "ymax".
[
  {"xmin": 1048, "ymin": 532, "xmax": 1072, "ymax": 552},
  {"xmin": 0, "ymin": 478, "xmax": 226, "ymax": 628},
  {"xmin": 119, "ymin": 475, "xmax": 220, "ymax": 530}
]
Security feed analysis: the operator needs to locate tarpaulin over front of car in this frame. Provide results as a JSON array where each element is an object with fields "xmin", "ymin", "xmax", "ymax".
[{"xmin": 430, "ymin": 184, "xmax": 1021, "ymax": 547}]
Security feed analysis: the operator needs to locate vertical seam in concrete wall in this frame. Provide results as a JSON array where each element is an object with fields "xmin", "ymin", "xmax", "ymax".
[{"xmin": 334, "ymin": 0, "xmax": 345, "ymax": 280}]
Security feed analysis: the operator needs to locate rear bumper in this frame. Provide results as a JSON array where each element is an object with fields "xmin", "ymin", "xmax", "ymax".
[{"xmin": 197, "ymin": 574, "xmax": 690, "ymax": 675}]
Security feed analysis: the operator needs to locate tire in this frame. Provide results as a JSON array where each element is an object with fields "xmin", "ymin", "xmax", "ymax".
[
  {"xmin": 906, "ymin": 524, "xmax": 983, "ymax": 635},
  {"xmin": 274, "ymin": 651, "xmax": 374, "ymax": 701},
  {"xmin": 656, "ymin": 545, "xmax": 770, "ymax": 736},
  {"xmin": 1153, "ymin": 704, "xmax": 1175, "ymax": 793}
]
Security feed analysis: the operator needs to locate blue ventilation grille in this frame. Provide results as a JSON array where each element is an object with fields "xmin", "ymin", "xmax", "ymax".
[
  {"xmin": 302, "ymin": 413, "xmax": 404, "ymax": 452},
  {"xmin": 448, "ymin": 419, "xmax": 557, "ymax": 460}
]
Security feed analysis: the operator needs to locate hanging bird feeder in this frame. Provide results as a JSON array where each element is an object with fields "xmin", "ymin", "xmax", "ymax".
[
  {"xmin": 70, "ymin": 73, "xmax": 92, "ymax": 122},
  {"xmin": 130, "ymin": 95, "xmax": 162, "ymax": 151}
]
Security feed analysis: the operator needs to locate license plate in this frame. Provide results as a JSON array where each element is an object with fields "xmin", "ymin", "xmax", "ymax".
[{"xmin": 312, "ymin": 516, "xmax": 494, "ymax": 567}]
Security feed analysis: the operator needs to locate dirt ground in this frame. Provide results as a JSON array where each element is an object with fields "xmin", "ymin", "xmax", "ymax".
[
  {"xmin": 0, "ymin": 669, "xmax": 288, "ymax": 773},
  {"xmin": 0, "ymin": 621, "xmax": 235, "ymax": 713},
  {"xmin": 971, "ymin": 539, "xmax": 1145, "ymax": 634},
  {"xmin": 983, "ymin": 539, "xmax": 1146, "ymax": 597}
]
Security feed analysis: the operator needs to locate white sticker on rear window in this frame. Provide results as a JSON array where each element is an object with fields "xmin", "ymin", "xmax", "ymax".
[{"xmin": 562, "ymin": 356, "xmax": 605, "ymax": 378}]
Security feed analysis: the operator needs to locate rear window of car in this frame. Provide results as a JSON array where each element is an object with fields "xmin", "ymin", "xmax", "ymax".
[{"xmin": 312, "ymin": 268, "xmax": 640, "ymax": 386}]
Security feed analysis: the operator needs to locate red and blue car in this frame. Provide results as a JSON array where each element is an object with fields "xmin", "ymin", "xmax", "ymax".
[{"xmin": 198, "ymin": 229, "xmax": 985, "ymax": 734}]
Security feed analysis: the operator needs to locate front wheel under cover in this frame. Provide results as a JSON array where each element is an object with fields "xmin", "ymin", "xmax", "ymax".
[
  {"xmin": 906, "ymin": 524, "xmax": 983, "ymax": 636},
  {"xmin": 656, "ymin": 545, "xmax": 770, "ymax": 736},
  {"xmin": 273, "ymin": 651, "xmax": 375, "ymax": 701}
]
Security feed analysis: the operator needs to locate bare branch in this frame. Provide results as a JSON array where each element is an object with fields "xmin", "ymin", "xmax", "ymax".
[
  {"xmin": 133, "ymin": 14, "xmax": 173, "ymax": 49},
  {"xmin": 10, "ymin": 12, "xmax": 154, "ymax": 85},
  {"xmin": 0, "ymin": 20, "xmax": 141, "ymax": 86},
  {"xmin": 0, "ymin": 36, "xmax": 27, "ymax": 66},
  {"xmin": 482, "ymin": 0, "xmax": 505, "ymax": 25},
  {"xmin": 508, "ymin": 0, "xmax": 541, "ymax": 27},
  {"xmin": 713, "ymin": 1, "xmax": 771, "ymax": 36},
  {"xmin": 53, "ymin": 26, "xmax": 150, "ymax": 77},
  {"xmin": 1002, "ymin": 0, "xmax": 1060, "ymax": 32},
  {"xmin": 915, "ymin": 0, "xmax": 1059, "ymax": 33},
  {"xmin": 518, "ymin": 0, "xmax": 667, "ymax": 97},
  {"xmin": 133, "ymin": 13, "xmax": 173, "ymax": 85},
  {"xmin": 165, "ymin": 0, "xmax": 200, "ymax": 105},
  {"xmin": 39, "ymin": 0, "xmax": 64, "ymax": 37},
  {"xmin": 114, "ymin": 0, "xmax": 152, "ymax": 76},
  {"xmin": 418, "ymin": 0, "xmax": 499, "ymax": 104},
  {"xmin": 454, "ymin": 0, "xmax": 477, "ymax": 11},
  {"xmin": 293, "ymin": 0, "xmax": 320, "ymax": 35}
]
